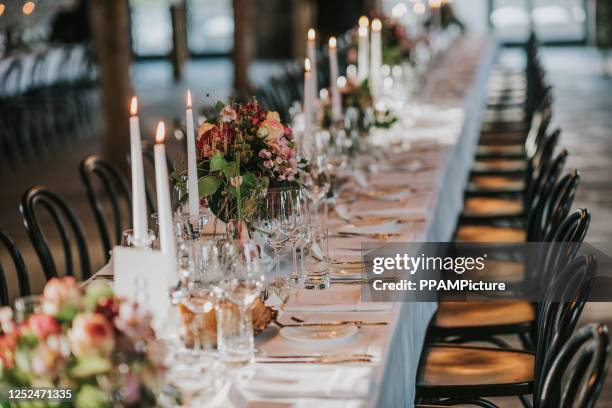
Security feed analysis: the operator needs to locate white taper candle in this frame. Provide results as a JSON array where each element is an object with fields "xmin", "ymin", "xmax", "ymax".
[
  {"xmin": 153, "ymin": 122, "xmax": 176, "ymax": 261},
  {"xmin": 128, "ymin": 97, "xmax": 149, "ymax": 245},
  {"xmin": 185, "ymin": 90, "xmax": 199, "ymax": 217},
  {"xmin": 307, "ymin": 28, "xmax": 318, "ymax": 102},
  {"xmin": 357, "ymin": 16, "xmax": 369, "ymax": 83},
  {"xmin": 370, "ymin": 18, "xmax": 383, "ymax": 101},
  {"xmin": 328, "ymin": 37, "xmax": 342, "ymax": 121}
]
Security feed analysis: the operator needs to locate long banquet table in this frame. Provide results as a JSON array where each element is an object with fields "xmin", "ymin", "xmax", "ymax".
[
  {"xmin": 95, "ymin": 34, "xmax": 497, "ymax": 408},
  {"xmin": 214, "ymin": 34, "xmax": 495, "ymax": 408}
]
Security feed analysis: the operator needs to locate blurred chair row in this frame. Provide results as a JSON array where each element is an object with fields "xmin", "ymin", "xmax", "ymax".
[
  {"xmin": 415, "ymin": 34, "xmax": 610, "ymax": 408},
  {"xmin": 0, "ymin": 43, "xmax": 99, "ymax": 175},
  {"xmin": 0, "ymin": 143, "xmax": 168, "ymax": 305}
]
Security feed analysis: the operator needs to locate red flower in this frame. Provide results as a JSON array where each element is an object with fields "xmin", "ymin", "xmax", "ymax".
[
  {"xmin": 95, "ymin": 297, "xmax": 119, "ymax": 322},
  {"xmin": 0, "ymin": 332, "xmax": 17, "ymax": 368}
]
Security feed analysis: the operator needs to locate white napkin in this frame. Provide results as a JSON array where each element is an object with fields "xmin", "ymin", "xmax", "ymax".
[{"xmin": 236, "ymin": 366, "xmax": 372, "ymax": 400}]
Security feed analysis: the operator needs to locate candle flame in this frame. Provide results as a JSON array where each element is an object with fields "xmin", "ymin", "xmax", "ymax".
[
  {"xmin": 359, "ymin": 16, "xmax": 369, "ymax": 28},
  {"xmin": 0, "ymin": 4, "xmax": 5, "ymax": 16},
  {"xmin": 304, "ymin": 58, "xmax": 311, "ymax": 72},
  {"xmin": 130, "ymin": 97, "xmax": 138, "ymax": 116},
  {"xmin": 429, "ymin": 0, "xmax": 442, "ymax": 8},
  {"xmin": 22, "ymin": 1, "xmax": 34, "ymax": 15},
  {"xmin": 372, "ymin": 18, "xmax": 382, "ymax": 32},
  {"xmin": 307, "ymin": 28, "xmax": 316, "ymax": 41},
  {"xmin": 155, "ymin": 121, "xmax": 165, "ymax": 144},
  {"xmin": 329, "ymin": 36, "xmax": 337, "ymax": 49},
  {"xmin": 359, "ymin": 26, "xmax": 368, "ymax": 37},
  {"xmin": 187, "ymin": 90, "xmax": 192, "ymax": 109}
]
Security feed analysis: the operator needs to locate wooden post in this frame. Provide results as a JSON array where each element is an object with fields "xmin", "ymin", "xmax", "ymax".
[
  {"xmin": 292, "ymin": 0, "xmax": 316, "ymax": 59},
  {"xmin": 171, "ymin": 1, "xmax": 189, "ymax": 81},
  {"xmin": 89, "ymin": 0, "xmax": 133, "ymax": 168},
  {"xmin": 233, "ymin": 0, "xmax": 254, "ymax": 100}
]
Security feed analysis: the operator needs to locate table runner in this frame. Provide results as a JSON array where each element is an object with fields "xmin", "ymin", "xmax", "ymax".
[{"xmin": 92, "ymin": 34, "xmax": 497, "ymax": 408}]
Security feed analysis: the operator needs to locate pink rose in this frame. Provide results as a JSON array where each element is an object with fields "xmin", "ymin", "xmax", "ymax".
[
  {"xmin": 69, "ymin": 313, "xmax": 115, "ymax": 357},
  {"xmin": 26, "ymin": 314, "xmax": 60, "ymax": 339},
  {"xmin": 42, "ymin": 277, "xmax": 81, "ymax": 317},
  {"xmin": 257, "ymin": 112, "xmax": 284, "ymax": 142}
]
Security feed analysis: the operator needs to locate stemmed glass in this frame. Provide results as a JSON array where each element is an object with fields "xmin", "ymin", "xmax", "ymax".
[
  {"xmin": 300, "ymin": 152, "xmax": 331, "ymax": 216},
  {"xmin": 285, "ymin": 188, "xmax": 311, "ymax": 283},
  {"xmin": 252, "ymin": 189, "xmax": 292, "ymax": 289},
  {"xmin": 217, "ymin": 240, "xmax": 265, "ymax": 364}
]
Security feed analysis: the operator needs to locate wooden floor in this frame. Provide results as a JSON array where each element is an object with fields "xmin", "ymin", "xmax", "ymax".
[{"xmin": 1, "ymin": 49, "xmax": 612, "ymax": 406}]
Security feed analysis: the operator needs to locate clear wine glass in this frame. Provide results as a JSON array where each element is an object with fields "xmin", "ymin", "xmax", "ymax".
[
  {"xmin": 252, "ymin": 189, "xmax": 292, "ymax": 290},
  {"xmin": 285, "ymin": 188, "xmax": 311, "ymax": 283},
  {"xmin": 300, "ymin": 153, "xmax": 331, "ymax": 215}
]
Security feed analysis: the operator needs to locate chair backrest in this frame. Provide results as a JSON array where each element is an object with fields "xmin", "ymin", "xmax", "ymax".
[
  {"xmin": 529, "ymin": 170, "xmax": 580, "ymax": 243},
  {"xmin": 525, "ymin": 147, "xmax": 567, "ymax": 233},
  {"xmin": 538, "ymin": 323, "xmax": 610, "ymax": 408},
  {"xmin": 80, "ymin": 155, "xmax": 132, "ymax": 262},
  {"xmin": 19, "ymin": 186, "xmax": 91, "ymax": 281},
  {"xmin": 535, "ymin": 208, "xmax": 590, "ymax": 291},
  {"xmin": 525, "ymin": 129, "xmax": 561, "ymax": 205},
  {"xmin": 535, "ymin": 255, "xmax": 597, "ymax": 396},
  {"xmin": 0, "ymin": 231, "xmax": 30, "ymax": 306}
]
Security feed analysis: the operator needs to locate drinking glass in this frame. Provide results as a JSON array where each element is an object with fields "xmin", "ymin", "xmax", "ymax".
[
  {"xmin": 300, "ymin": 153, "xmax": 331, "ymax": 215},
  {"xmin": 120, "ymin": 228, "xmax": 155, "ymax": 249},
  {"xmin": 217, "ymin": 241, "xmax": 265, "ymax": 365},
  {"xmin": 252, "ymin": 189, "xmax": 292, "ymax": 289},
  {"xmin": 303, "ymin": 219, "xmax": 331, "ymax": 290}
]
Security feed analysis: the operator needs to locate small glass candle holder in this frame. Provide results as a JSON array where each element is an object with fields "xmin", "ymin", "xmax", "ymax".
[
  {"xmin": 178, "ymin": 208, "xmax": 210, "ymax": 241},
  {"xmin": 121, "ymin": 228, "xmax": 156, "ymax": 249}
]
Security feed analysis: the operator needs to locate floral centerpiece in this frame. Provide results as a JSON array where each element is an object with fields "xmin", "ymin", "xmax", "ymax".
[
  {"xmin": 0, "ymin": 277, "xmax": 165, "ymax": 408},
  {"xmin": 347, "ymin": 18, "xmax": 415, "ymax": 67},
  {"xmin": 323, "ymin": 78, "xmax": 397, "ymax": 133},
  {"xmin": 174, "ymin": 99, "xmax": 305, "ymax": 233}
]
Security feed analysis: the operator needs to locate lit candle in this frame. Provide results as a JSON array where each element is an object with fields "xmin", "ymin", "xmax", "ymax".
[
  {"xmin": 357, "ymin": 16, "xmax": 369, "ymax": 83},
  {"xmin": 370, "ymin": 18, "xmax": 383, "ymax": 101},
  {"xmin": 429, "ymin": 0, "xmax": 442, "ymax": 30},
  {"xmin": 129, "ymin": 97, "xmax": 149, "ymax": 246},
  {"xmin": 303, "ymin": 58, "xmax": 313, "ymax": 156},
  {"xmin": 153, "ymin": 122, "xmax": 176, "ymax": 260},
  {"xmin": 185, "ymin": 90, "xmax": 199, "ymax": 217},
  {"xmin": 307, "ymin": 28, "xmax": 318, "ymax": 102},
  {"xmin": 328, "ymin": 37, "xmax": 342, "ymax": 121}
]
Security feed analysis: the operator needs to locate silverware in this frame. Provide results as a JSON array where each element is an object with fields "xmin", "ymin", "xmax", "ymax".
[
  {"xmin": 256, "ymin": 356, "xmax": 374, "ymax": 364},
  {"xmin": 279, "ymin": 321, "xmax": 388, "ymax": 327},
  {"xmin": 258, "ymin": 353, "xmax": 373, "ymax": 359}
]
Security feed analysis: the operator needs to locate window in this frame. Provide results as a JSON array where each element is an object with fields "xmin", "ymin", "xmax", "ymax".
[
  {"xmin": 187, "ymin": 0, "xmax": 233, "ymax": 55},
  {"xmin": 490, "ymin": 0, "xmax": 587, "ymax": 44},
  {"xmin": 130, "ymin": 0, "xmax": 173, "ymax": 57}
]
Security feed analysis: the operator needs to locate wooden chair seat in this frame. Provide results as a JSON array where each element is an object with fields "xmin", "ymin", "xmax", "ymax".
[
  {"xmin": 455, "ymin": 225, "xmax": 525, "ymax": 242},
  {"xmin": 433, "ymin": 301, "xmax": 534, "ymax": 330},
  {"xmin": 481, "ymin": 259, "xmax": 525, "ymax": 283},
  {"xmin": 484, "ymin": 109, "xmax": 525, "ymax": 122},
  {"xmin": 480, "ymin": 122, "xmax": 525, "ymax": 134},
  {"xmin": 476, "ymin": 143, "xmax": 524, "ymax": 158},
  {"xmin": 467, "ymin": 175, "xmax": 525, "ymax": 194},
  {"xmin": 479, "ymin": 131, "xmax": 524, "ymax": 146},
  {"xmin": 471, "ymin": 158, "xmax": 526, "ymax": 173},
  {"xmin": 462, "ymin": 197, "xmax": 524, "ymax": 218},
  {"xmin": 418, "ymin": 344, "xmax": 534, "ymax": 397}
]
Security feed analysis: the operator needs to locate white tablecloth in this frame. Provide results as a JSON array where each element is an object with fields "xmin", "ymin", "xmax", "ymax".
[{"xmin": 235, "ymin": 35, "xmax": 497, "ymax": 408}]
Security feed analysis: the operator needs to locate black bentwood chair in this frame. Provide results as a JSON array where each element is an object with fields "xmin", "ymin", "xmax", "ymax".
[
  {"xmin": 429, "ymin": 207, "xmax": 590, "ymax": 350},
  {"xmin": 0, "ymin": 231, "xmax": 30, "ymax": 306},
  {"xmin": 80, "ymin": 155, "xmax": 132, "ymax": 262},
  {"xmin": 415, "ymin": 255, "xmax": 596, "ymax": 408},
  {"xmin": 20, "ymin": 186, "xmax": 91, "ymax": 281}
]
